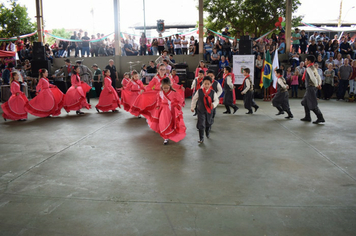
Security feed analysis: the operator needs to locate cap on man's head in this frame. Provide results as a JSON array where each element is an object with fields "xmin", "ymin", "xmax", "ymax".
[
  {"xmin": 92, "ymin": 64, "xmax": 98, "ymax": 68},
  {"xmin": 75, "ymin": 60, "xmax": 82, "ymax": 64}
]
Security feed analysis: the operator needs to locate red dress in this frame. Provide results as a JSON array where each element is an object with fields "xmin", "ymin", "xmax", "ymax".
[
  {"xmin": 147, "ymin": 90, "xmax": 186, "ymax": 142},
  {"xmin": 96, "ymin": 76, "xmax": 121, "ymax": 112},
  {"xmin": 121, "ymin": 79, "xmax": 145, "ymax": 112},
  {"xmin": 25, "ymin": 78, "xmax": 64, "ymax": 117},
  {"xmin": 2, "ymin": 81, "xmax": 28, "ymax": 120},
  {"xmin": 121, "ymin": 78, "xmax": 130, "ymax": 89},
  {"xmin": 63, "ymin": 74, "xmax": 91, "ymax": 112},
  {"xmin": 130, "ymin": 74, "xmax": 165, "ymax": 118}
]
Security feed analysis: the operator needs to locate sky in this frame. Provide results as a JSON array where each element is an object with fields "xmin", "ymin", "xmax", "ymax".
[{"xmin": 10, "ymin": 0, "xmax": 356, "ymax": 36}]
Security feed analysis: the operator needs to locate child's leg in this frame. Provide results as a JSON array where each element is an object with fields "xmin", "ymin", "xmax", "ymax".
[{"xmin": 197, "ymin": 112, "xmax": 206, "ymax": 143}]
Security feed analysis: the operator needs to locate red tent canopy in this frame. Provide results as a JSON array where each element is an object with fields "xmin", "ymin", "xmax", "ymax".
[{"xmin": 0, "ymin": 50, "xmax": 16, "ymax": 58}]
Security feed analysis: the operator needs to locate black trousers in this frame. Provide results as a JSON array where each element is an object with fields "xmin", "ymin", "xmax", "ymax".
[
  {"xmin": 54, "ymin": 81, "xmax": 67, "ymax": 93},
  {"xmin": 197, "ymin": 110, "xmax": 213, "ymax": 130},
  {"xmin": 323, "ymin": 83, "xmax": 334, "ymax": 99},
  {"xmin": 93, "ymin": 82, "xmax": 102, "ymax": 97}
]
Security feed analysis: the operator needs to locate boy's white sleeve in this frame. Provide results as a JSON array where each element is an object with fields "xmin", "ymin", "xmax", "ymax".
[
  {"xmin": 191, "ymin": 90, "xmax": 199, "ymax": 110},
  {"xmin": 213, "ymin": 91, "xmax": 219, "ymax": 108},
  {"xmin": 216, "ymin": 82, "xmax": 223, "ymax": 97},
  {"xmin": 227, "ymin": 76, "xmax": 234, "ymax": 90},
  {"xmin": 191, "ymin": 79, "xmax": 196, "ymax": 90},
  {"xmin": 241, "ymin": 79, "xmax": 250, "ymax": 94}
]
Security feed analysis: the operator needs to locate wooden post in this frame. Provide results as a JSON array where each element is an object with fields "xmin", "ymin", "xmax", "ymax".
[
  {"xmin": 35, "ymin": 0, "xmax": 43, "ymax": 43},
  {"xmin": 285, "ymin": 0, "xmax": 292, "ymax": 54},
  {"xmin": 113, "ymin": 0, "xmax": 122, "ymax": 56},
  {"xmin": 198, "ymin": 0, "xmax": 204, "ymax": 60}
]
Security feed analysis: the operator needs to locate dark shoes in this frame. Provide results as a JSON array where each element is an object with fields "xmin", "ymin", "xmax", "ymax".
[
  {"xmin": 313, "ymin": 118, "xmax": 325, "ymax": 124},
  {"xmin": 246, "ymin": 110, "xmax": 253, "ymax": 114},
  {"xmin": 254, "ymin": 105, "xmax": 259, "ymax": 112},
  {"xmin": 223, "ymin": 111, "xmax": 231, "ymax": 114},
  {"xmin": 233, "ymin": 106, "xmax": 239, "ymax": 114},
  {"xmin": 76, "ymin": 110, "xmax": 84, "ymax": 115},
  {"xmin": 300, "ymin": 117, "xmax": 311, "ymax": 122},
  {"xmin": 96, "ymin": 108, "xmax": 100, "ymax": 113},
  {"xmin": 276, "ymin": 111, "xmax": 284, "ymax": 115}
]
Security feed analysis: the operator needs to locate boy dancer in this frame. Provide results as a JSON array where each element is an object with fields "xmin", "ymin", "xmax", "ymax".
[
  {"xmin": 191, "ymin": 76, "xmax": 219, "ymax": 143},
  {"xmin": 222, "ymin": 66, "xmax": 239, "ymax": 114},
  {"xmin": 207, "ymin": 70, "xmax": 223, "ymax": 126},
  {"xmin": 239, "ymin": 68, "xmax": 259, "ymax": 114},
  {"xmin": 191, "ymin": 69, "xmax": 205, "ymax": 116},
  {"xmin": 301, "ymin": 55, "xmax": 325, "ymax": 124},
  {"xmin": 272, "ymin": 69, "xmax": 293, "ymax": 119}
]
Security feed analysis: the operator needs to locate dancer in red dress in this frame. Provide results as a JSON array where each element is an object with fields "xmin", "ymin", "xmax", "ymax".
[
  {"xmin": 95, "ymin": 69, "xmax": 121, "ymax": 113},
  {"xmin": 2, "ymin": 71, "xmax": 28, "ymax": 121},
  {"xmin": 130, "ymin": 63, "xmax": 168, "ymax": 118},
  {"xmin": 63, "ymin": 65, "xmax": 91, "ymax": 115},
  {"xmin": 25, "ymin": 69, "xmax": 64, "ymax": 117},
  {"xmin": 121, "ymin": 72, "xmax": 131, "ymax": 89},
  {"xmin": 121, "ymin": 70, "xmax": 145, "ymax": 113},
  {"xmin": 148, "ymin": 78, "xmax": 186, "ymax": 145}
]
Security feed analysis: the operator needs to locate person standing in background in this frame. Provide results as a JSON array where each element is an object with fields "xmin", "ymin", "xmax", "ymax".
[
  {"xmin": 91, "ymin": 64, "xmax": 102, "ymax": 98},
  {"xmin": 105, "ymin": 59, "xmax": 118, "ymax": 89}
]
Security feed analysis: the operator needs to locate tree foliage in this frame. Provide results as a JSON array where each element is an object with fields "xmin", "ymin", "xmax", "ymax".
[
  {"xmin": 0, "ymin": 0, "xmax": 37, "ymax": 39},
  {"xmin": 45, "ymin": 28, "xmax": 72, "ymax": 45},
  {"xmin": 203, "ymin": 0, "xmax": 302, "ymax": 38}
]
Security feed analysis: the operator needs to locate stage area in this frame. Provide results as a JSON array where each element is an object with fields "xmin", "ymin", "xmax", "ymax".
[{"xmin": 1, "ymin": 98, "xmax": 355, "ymax": 235}]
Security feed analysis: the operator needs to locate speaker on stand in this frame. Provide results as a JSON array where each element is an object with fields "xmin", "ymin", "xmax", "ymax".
[
  {"xmin": 239, "ymin": 36, "xmax": 252, "ymax": 55},
  {"xmin": 31, "ymin": 42, "xmax": 51, "ymax": 78}
]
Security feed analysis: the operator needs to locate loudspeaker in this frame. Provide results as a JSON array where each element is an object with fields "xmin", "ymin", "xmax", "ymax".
[
  {"xmin": 239, "ymin": 39, "xmax": 252, "ymax": 55},
  {"xmin": 31, "ymin": 60, "xmax": 51, "ymax": 78},
  {"xmin": 240, "ymin": 35, "xmax": 250, "ymax": 41},
  {"xmin": 208, "ymin": 64, "xmax": 219, "ymax": 77},
  {"xmin": 33, "ymin": 42, "xmax": 46, "ymax": 61}
]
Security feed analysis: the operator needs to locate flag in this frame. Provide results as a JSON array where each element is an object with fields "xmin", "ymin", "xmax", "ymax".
[
  {"xmin": 259, "ymin": 51, "xmax": 273, "ymax": 88},
  {"xmin": 272, "ymin": 50, "xmax": 279, "ymax": 88}
]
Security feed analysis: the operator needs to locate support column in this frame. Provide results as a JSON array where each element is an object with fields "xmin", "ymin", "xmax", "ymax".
[
  {"xmin": 35, "ymin": 0, "xmax": 43, "ymax": 43},
  {"xmin": 285, "ymin": 0, "xmax": 292, "ymax": 54},
  {"xmin": 198, "ymin": 0, "xmax": 204, "ymax": 60},
  {"xmin": 113, "ymin": 0, "xmax": 121, "ymax": 56}
]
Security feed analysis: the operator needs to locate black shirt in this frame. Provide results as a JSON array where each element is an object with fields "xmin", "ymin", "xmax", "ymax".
[
  {"xmin": 147, "ymin": 66, "xmax": 157, "ymax": 74},
  {"xmin": 105, "ymin": 65, "xmax": 117, "ymax": 79},
  {"xmin": 308, "ymin": 44, "xmax": 317, "ymax": 54},
  {"xmin": 81, "ymin": 36, "xmax": 90, "ymax": 47}
]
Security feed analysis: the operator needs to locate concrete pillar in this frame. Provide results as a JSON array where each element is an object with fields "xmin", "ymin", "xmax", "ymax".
[
  {"xmin": 35, "ymin": 0, "xmax": 43, "ymax": 43},
  {"xmin": 113, "ymin": 0, "xmax": 122, "ymax": 56},
  {"xmin": 113, "ymin": 0, "xmax": 122, "ymax": 75},
  {"xmin": 285, "ymin": 0, "xmax": 292, "ymax": 54},
  {"xmin": 198, "ymin": 0, "xmax": 204, "ymax": 60}
]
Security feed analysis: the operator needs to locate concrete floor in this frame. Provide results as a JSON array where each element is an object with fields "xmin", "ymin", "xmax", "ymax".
[{"xmin": 0, "ymin": 98, "xmax": 356, "ymax": 236}]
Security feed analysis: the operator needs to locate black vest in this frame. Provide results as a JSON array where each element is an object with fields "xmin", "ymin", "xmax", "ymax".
[
  {"xmin": 197, "ymin": 88, "xmax": 215, "ymax": 113},
  {"xmin": 277, "ymin": 77, "xmax": 288, "ymax": 93},
  {"xmin": 211, "ymin": 80, "xmax": 218, "ymax": 93}
]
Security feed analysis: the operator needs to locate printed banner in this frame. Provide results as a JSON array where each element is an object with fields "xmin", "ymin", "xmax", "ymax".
[{"xmin": 232, "ymin": 55, "xmax": 255, "ymax": 84}]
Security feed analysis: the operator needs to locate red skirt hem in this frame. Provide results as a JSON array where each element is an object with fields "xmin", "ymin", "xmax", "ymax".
[
  {"xmin": 96, "ymin": 101, "xmax": 120, "ymax": 112},
  {"xmin": 2, "ymin": 102, "xmax": 27, "ymax": 120},
  {"xmin": 63, "ymin": 96, "xmax": 91, "ymax": 112},
  {"xmin": 25, "ymin": 102, "xmax": 57, "ymax": 118}
]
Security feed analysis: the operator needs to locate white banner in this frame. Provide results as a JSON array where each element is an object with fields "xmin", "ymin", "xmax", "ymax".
[{"xmin": 232, "ymin": 55, "xmax": 255, "ymax": 84}]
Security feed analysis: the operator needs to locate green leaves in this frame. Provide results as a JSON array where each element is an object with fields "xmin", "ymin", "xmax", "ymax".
[
  {"xmin": 0, "ymin": 0, "xmax": 36, "ymax": 39},
  {"xmin": 203, "ymin": 0, "xmax": 302, "ymax": 38}
]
